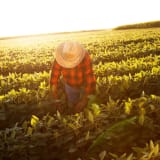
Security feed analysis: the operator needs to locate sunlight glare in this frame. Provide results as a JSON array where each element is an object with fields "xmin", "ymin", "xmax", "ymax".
[{"xmin": 0, "ymin": 0, "xmax": 159, "ymax": 37}]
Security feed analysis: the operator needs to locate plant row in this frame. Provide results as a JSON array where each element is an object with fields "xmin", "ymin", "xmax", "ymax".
[
  {"xmin": 0, "ymin": 94, "xmax": 160, "ymax": 159},
  {"xmin": 0, "ymin": 71, "xmax": 49, "ymax": 95},
  {"xmin": 1, "ymin": 54, "xmax": 160, "ymax": 96},
  {"xmin": 0, "ymin": 68, "xmax": 160, "ymax": 106}
]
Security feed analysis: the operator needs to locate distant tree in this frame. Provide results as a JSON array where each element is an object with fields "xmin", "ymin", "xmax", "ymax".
[{"xmin": 114, "ymin": 20, "xmax": 160, "ymax": 30}]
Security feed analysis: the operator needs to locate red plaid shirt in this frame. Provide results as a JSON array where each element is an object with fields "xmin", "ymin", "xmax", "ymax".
[{"xmin": 50, "ymin": 52, "xmax": 96, "ymax": 95}]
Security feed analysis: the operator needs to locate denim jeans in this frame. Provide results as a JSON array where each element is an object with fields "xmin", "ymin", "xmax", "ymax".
[{"xmin": 64, "ymin": 82, "xmax": 84, "ymax": 107}]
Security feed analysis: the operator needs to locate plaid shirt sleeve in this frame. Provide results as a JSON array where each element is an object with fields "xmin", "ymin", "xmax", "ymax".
[
  {"xmin": 50, "ymin": 60, "xmax": 61, "ymax": 86},
  {"xmin": 84, "ymin": 53, "xmax": 96, "ymax": 95}
]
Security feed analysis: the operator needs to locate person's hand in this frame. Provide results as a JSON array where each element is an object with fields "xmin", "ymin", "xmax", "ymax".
[
  {"xmin": 53, "ymin": 100, "xmax": 63, "ymax": 113},
  {"xmin": 74, "ymin": 97, "xmax": 88, "ymax": 113},
  {"xmin": 55, "ymin": 104, "xmax": 63, "ymax": 113},
  {"xmin": 74, "ymin": 101, "xmax": 85, "ymax": 113}
]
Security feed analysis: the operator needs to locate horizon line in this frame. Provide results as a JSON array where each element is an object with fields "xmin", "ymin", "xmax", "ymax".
[{"xmin": 0, "ymin": 28, "xmax": 112, "ymax": 40}]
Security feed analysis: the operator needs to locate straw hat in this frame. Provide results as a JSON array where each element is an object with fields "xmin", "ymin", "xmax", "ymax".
[{"xmin": 55, "ymin": 41, "xmax": 85, "ymax": 68}]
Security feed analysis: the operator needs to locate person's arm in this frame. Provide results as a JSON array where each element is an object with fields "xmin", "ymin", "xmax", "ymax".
[
  {"xmin": 74, "ymin": 95, "xmax": 88, "ymax": 113},
  {"xmin": 83, "ymin": 53, "xmax": 96, "ymax": 99},
  {"xmin": 50, "ymin": 60, "xmax": 61, "ymax": 100},
  {"xmin": 50, "ymin": 84, "xmax": 58, "ymax": 99},
  {"xmin": 75, "ymin": 53, "xmax": 96, "ymax": 112}
]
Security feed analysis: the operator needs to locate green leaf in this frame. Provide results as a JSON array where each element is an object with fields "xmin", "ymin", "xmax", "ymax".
[
  {"xmin": 85, "ymin": 131, "xmax": 90, "ymax": 141},
  {"xmin": 138, "ymin": 114, "xmax": 145, "ymax": 126},
  {"xmin": 10, "ymin": 129, "xmax": 16, "ymax": 139},
  {"xmin": 120, "ymin": 153, "xmax": 127, "ymax": 158},
  {"xmin": 56, "ymin": 110, "xmax": 61, "ymax": 120},
  {"xmin": 47, "ymin": 117, "xmax": 54, "ymax": 127},
  {"xmin": 109, "ymin": 152, "xmax": 118, "ymax": 158},
  {"xmin": 88, "ymin": 116, "xmax": 137, "ymax": 151},
  {"xmin": 150, "ymin": 140, "xmax": 154, "ymax": 150},
  {"xmin": 31, "ymin": 115, "xmax": 39, "ymax": 127},
  {"xmin": 99, "ymin": 150, "xmax": 106, "ymax": 160},
  {"xmin": 85, "ymin": 109, "xmax": 94, "ymax": 123},
  {"xmin": 126, "ymin": 153, "xmax": 133, "ymax": 160},
  {"xmin": 27, "ymin": 127, "xmax": 33, "ymax": 136},
  {"xmin": 125, "ymin": 101, "xmax": 132, "ymax": 115},
  {"xmin": 138, "ymin": 108, "xmax": 145, "ymax": 126},
  {"xmin": 154, "ymin": 144, "xmax": 159, "ymax": 155},
  {"xmin": 91, "ymin": 103, "xmax": 101, "ymax": 116},
  {"xmin": 22, "ymin": 121, "xmax": 28, "ymax": 131}
]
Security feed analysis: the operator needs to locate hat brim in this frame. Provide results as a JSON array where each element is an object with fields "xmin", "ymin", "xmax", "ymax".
[{"xmin": 55, "ymin": 42, "xmax": 85, "ymax": 68}]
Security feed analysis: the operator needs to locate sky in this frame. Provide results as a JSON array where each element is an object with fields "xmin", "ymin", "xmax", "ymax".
[{"xmin": 0, "ymin": 0, "xmax": 159, "ymax": 37}]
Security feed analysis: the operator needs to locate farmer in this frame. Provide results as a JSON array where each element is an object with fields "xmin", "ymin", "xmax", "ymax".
[{"xmin": 50, "ymin": 41, "xmax": 96, "ymax": 113}]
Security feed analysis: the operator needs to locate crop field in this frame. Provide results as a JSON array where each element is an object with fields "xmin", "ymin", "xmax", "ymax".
[{"xmin": 0, "ymin": 28, "xmax": 160, "ymax": 160}]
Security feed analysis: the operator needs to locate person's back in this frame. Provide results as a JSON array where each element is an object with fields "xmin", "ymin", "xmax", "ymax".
[{"xmin": 50, "ymin": 41, "xmax": 96, "ymax": 114}]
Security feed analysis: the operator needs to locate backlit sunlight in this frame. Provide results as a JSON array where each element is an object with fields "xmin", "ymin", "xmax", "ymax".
[{"xmin": 0, "ymin": 0, "xmax": 159, "ymax": 37}]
